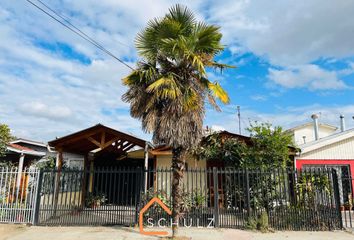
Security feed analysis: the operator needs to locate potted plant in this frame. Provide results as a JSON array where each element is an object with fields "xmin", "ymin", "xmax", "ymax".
[{"xmin": 86, "ymin": 193, "xmax": 107, "ymax": 208}]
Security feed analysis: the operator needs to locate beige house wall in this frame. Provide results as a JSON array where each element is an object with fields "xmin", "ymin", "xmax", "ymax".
[
  {"xmin": 154, "ymin": 155, "xmax": 207, "ymax": 196},
  {"xmin": 41, "ymin": 191, "xmax": 82, "ymax": 206}
]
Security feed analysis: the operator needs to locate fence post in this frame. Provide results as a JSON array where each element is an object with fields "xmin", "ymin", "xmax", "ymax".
[
  {"xmin": 135, "ymin": 167, "xmax": 144, "ymax": 225},
  {"xmin": 245, "ymin": 169, "xmax": 251, "ymax": 217},
  {"xmin": 32, "ymin": 169, "xmax": 43, "ymax": 225},
  {"xmin": 332, "ymin": 169, "xmax": 343, "ymax": 229},
  {"xmin": 212, "ymin": 167, "xmax": 219, "ymax": 228}
]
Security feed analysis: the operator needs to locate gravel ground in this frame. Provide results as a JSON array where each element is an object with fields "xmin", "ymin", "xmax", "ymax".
[{"xmin": 0, "ymin": 224, "xmax": 353, "ymax": 240}]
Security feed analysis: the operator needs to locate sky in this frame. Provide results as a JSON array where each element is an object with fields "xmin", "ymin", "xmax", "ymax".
[{"xmin": 0, "ymin": 0, "xmax": 354, "ymax": 142}]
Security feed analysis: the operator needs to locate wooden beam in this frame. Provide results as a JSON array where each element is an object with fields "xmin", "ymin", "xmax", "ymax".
[
  {"xmin": 103, "ymin": 128, "xmax": 146, "ymax": 147},
  {"xmin": 53, "ymin": 131, "xmax": 98, "ymax": 147},
  {"xmin": 100, "ymin": 132, "xmax": 106, "ymax": 147},
  {"xmin": 101, "ymin": 137, "xmax": 120, "ymax": 150},
  {"xmin": 87, "ymin": 136, "xmax": 101, "ymax": 148}
]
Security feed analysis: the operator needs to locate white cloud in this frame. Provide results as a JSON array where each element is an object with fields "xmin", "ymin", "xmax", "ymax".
[
  {"xmin": 205, "ymin": 0, "xmax": 354, "ymax": 66},
  {"xmin": 205, "ymin": 104, "xmax": 354, "ymax": 135},
  {"xmin": 1, "ymin": 0, "xmax": 354, "ymax": 142},
  {"xmin": 268, "ymin": 65, "xmax": 348, "ymax": 90},
  {"xmin": 19, "ymin": 102, "xmax": 73, "ymax": 120},
  {"xmin": 210, "ymin": 125, "xmax": 225, "ymax": 132},
  {"xmin": 250, "ymin": 94, "xmax": 267, "ymax": 101},
  {"xmin": 0, "ymin": 6, "xmax": 144, "ymax": 141}
]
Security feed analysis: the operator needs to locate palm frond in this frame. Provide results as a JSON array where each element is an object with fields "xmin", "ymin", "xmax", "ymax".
[
  {"xmin": 146, "ymin": 75, "xmax": 182, "ymax": 100},
  {"xmin": 207, "ymin": 81, "xmax": 230, "ymax": 104},
  {"xmin": 167, "ymin": 4, "xmax": 196, "ymax": 33},
  {"xmin": 182, "ymin": 88, "xmax": 199, "ymax": 111},
  {"xmin": 206, "ymin": 61, "xmax": 236, "ymax": 72},
  {"xmin": 193, "ymin": 22, "xmax": 223, "ymax": 54},
  {"xmin": 207, "ymin": 94, "xmax": 221, "ymax": 112}
]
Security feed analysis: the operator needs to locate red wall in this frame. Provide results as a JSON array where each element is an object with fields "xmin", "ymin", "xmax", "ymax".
[{"xmin": 296, "ymin": 159, "xmax": 354, "ymax": 197}]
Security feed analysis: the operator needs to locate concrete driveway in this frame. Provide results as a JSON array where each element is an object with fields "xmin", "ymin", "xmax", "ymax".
[{"xmin": 0, "ymin": 224, "xmax": 353, "ymax": 240}]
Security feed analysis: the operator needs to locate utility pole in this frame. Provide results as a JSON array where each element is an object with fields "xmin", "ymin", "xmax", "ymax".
[{"xmin": 237, "ymin": 106, "xmax": 241, "ymax": 134}]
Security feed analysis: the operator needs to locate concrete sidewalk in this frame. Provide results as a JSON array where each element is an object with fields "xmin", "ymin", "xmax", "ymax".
[{"xmin": 0, "ymin": 225, "xmax": 353, "ymax": 240}]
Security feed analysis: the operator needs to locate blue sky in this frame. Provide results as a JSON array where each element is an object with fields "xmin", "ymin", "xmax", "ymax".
[{"xmin": 0, "ymin": 0, "xmax": 354, "ymax": 141}]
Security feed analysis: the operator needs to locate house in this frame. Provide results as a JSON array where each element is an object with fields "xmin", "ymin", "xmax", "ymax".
[
  {"xmin": 1, "ymin": 138, "xmax": 84, "ymax": 169},
  {"xmin": 0, "ymin": 140, "xmax": 46, "ymax": 190},
  {"xmin": 151, "ymin": 130, "xmax": 252, "ymax": 169},
  {"xmin": 286, "ymin": 121, "xmax": 338, "ymax": 146},
  {"xmin": 290, "ymin": 114, "xmax": 354, "ymax": 204}
]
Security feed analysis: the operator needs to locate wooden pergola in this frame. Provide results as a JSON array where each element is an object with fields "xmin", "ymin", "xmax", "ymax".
[
  {"xmin": 49, "ymin": 124, "xmax": 148, "ymax": 160},
  {"xmin": 48, "ymin": 124, "xmax": 151, "ymax": 208}
]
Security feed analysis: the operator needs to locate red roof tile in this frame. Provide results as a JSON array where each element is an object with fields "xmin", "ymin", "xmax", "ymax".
[{"xmin": 8, "ymin": 143, "xmax": 36, "ymax": 152}]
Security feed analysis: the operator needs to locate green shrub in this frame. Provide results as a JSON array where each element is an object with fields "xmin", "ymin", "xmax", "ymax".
[
  {"xmin": 245, "ymin": 216, "xmax": 257, "ymax": 230},
  {"xmin": 245, "ymin": 212, "xmax": 269, "ymax": 232},
  {"xmin": 257, "ymin": 212, "xmax": 269, "ymax": 232}
]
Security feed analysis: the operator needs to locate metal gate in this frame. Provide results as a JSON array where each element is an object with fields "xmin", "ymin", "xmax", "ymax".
[
  {"xmin": 36, "ymin": 168, "xmax": 144, "ymax": 226},
  {"xmin": 33, "ymin": 167, "xmax": 342, "ymax": 230},
  {"xmin": 0, "ymin": 167, "xmax": 40, "ymax": 224}
]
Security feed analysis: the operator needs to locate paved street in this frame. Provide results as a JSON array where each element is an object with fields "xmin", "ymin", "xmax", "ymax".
[{"xmin": 0, "ymin": 224, "xmax": 353, "ymax": 240}]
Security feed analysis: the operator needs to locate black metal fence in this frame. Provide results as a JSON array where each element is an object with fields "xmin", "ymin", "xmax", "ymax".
[
  {"xmin": 32, "ymin": 167, "xmax": 342, "ymax": 231},
  {"xmin": 340, "ymin": 171, "xmax": 353, "ymax": 229}
]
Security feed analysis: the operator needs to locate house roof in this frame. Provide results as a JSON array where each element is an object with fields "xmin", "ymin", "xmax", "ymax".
[
  {"xmin": 7, "ymin": 143, "xmax": 46, "ymax": 156},
  {"xmin": 49, "ymin": 124, "xmax": 148, "ymax": 155},
  {"xmin": 299, "ymin": 128, "xmax": 354, "ymax": 153},
  {"xmin": 151, "ymin": 131, "xmax": 252, "ymax": 156},
  {"xmin": 286, "ymin": 122, "xmax": 338, "ymax": 132},
  {"xmin": 11, "ymin": 138, "xmax": 47, "ymax": 147}
]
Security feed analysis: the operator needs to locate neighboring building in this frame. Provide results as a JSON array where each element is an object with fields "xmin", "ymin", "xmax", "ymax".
[
  {"xmin": 0, "ymin": 138, "xmax": 84, "ymax": 170},
  {"xmin": 0, "ymin": 141, "xmax": 46, "ymax": 190},
  {"xmin": 292, "ymin": 115, "xmax": 354, "ymax": 204},
  {"xmin": 286, "ymin": 122, "xmax": 337, "ymax": 146},
  {"xmin": 151, "ymin": 130, "xmax": 252, "ymax": 169},
  {"xmin": 1, "ymin": 142, "xmax": 46, "ymax": 167}
]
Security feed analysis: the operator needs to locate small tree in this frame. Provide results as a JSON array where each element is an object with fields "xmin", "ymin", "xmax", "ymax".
[
  {"xmin": 194, "ymin": 122, "xmax": 296, "ymax": 219},
  {"xmin": 193, "ymin": 122, "xmax": 294, "ymax": 169},
  {"xmin": 0, "ymin": 123, "xmax": 12, "ymax": 158},
  {"xmin": 243, "ymin": 122, "xmax": 294, "ymax": 169}
]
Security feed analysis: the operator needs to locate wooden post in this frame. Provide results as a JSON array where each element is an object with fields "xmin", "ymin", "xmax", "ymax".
[
  {"xmin": 81, "ymin": 154, "xmax": 88, "ymax": 208},
  {"xmin": 16, "ymin": 153, "xmax": 25, "ymax": 191},
  {"xmin": 88, "ymin": 158, "xmax": 94, "ymax": 193},
  {"xmin": 53, "ymin": 149, "xmax": 63, "ymax": 217}
]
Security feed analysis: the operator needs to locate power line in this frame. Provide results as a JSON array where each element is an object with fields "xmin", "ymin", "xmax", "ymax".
[
  {"xmin": 25, "ymin": 0, "xmax": 134, "ymax": 70},
  {"xmin": 35, "ymin": 0, "xmax": 131, "ymax": 49}
]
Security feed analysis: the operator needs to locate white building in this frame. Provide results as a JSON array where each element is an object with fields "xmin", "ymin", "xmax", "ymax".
[{"xmin": 287, "ymin": 114, "xmax": 354, "ymax": 205}]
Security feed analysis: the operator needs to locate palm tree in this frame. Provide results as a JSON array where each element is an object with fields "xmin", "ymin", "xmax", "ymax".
[{"xmin": 122, "ymin": 4, "xmax": 232, "ymax": 235}]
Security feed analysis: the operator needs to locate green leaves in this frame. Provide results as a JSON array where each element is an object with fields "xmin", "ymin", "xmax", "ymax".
[
  {"xmin": 193, "ymin": 122, "xmax": 295, "ymax": 170},
  {"xmin": 146, "ymin": 75, "xmax": 181, "ymax": 100},
  {"xmin": 0, "ymin": 123, "xmax": 12, "ymax": 157}
]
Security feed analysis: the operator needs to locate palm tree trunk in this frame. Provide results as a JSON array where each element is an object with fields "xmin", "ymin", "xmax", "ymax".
[{"xmin": 171, "ymin": 147, "xmax": 186, "ymax": 237}]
